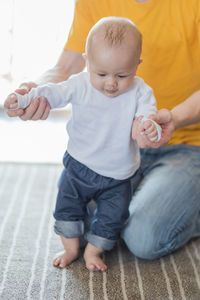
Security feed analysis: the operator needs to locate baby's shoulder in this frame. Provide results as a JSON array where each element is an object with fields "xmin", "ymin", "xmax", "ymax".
[
  {"xmin": 133, "ymin": 76, "xmax": 153, "ymax": 97},
  {"xmin": 68, "ymin": 71, "xmax": 90, "ymax": 92},
  {"xmin": 68, "ymin": 71, "xmax": 89, "ymax": 84},
  {"xmin": 67, "ymin": 72, "xmax": 91, "ymax": 103}
]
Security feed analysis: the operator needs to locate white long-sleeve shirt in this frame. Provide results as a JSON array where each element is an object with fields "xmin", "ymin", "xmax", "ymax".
[{"xmin": 16, "ymin": 72, "xmax": 159, "ymax": 179}]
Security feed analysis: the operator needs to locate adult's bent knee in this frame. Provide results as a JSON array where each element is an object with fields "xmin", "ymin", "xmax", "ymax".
[
  {"xmin": 121, "ymin": 216, "xmax": 169, "ymax": 260},
  {"xmin": 122, "ymin": 231, "xmax": 160, "ymax": 260}
]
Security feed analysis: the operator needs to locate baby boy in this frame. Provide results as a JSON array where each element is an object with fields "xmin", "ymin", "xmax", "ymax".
[{"xmin": 7, "ymin": 17, "xmax": 161, "ymax": 271}]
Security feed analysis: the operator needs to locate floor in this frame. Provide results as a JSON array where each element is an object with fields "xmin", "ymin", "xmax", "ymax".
[{"xmin": 0, "ymin": 108, "xmax": 70, "ymax": 163}]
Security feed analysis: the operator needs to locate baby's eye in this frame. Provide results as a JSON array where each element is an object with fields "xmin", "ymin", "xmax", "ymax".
[
  {"xmin": 98, "ymin": 73, "xmax": 106, "ymax": 77},
  {"xmin": 118, "ymin": 75, "xmax": 127, "ymax": 78}
]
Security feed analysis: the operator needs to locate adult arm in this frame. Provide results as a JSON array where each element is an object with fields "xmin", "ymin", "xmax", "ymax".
[
  {"xmin": 4, "ymin": 49, "xmax": 85, "ymax": 120},
  {"xmin": 133, "ymin": 90, "xmax": 200, "ymax": 148},
  {"xmin": 132, "ymin": 109, "xmax": 174, "ymax": 148},
  {"xmin": 171, "ymin": 90, "xmax": 200, "ymax": 129}
]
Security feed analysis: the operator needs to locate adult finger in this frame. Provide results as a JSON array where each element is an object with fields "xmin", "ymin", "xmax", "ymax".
[
  {"xmin": 40, "ymin": 103, "xmax": 51, "ymax": 120},
  {"xmin": 31, "ymin": 97, "xmax": 50, "ymax": 120},
  {"xmin": 19, "ymin": 81, "xmax": 38, "ymax": 92},
  {"xmin": 19, "ymin": 98, "xmax": 40, "ymax": 121},
  {"xmin": 149, "ymin": 109, "xmax": 172, "ymax": 124},
  {"xmin": 15, "ymin": 88, "xmax": 29, "ymax": 95},
  {"xmin": 6, "ymin": 108, "xmax": 24, "ymax": 118}
]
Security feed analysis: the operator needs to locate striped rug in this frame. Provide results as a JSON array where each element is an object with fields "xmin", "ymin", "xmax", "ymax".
[{"xmin": 0, "ymin": 162, "xmax": 200, "ymax": 300}]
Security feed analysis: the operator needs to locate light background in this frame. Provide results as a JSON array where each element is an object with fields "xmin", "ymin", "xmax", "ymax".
[
  {"xmin": 0, "ymin": 0, "xmax": 74, "ymax": 104},
  {"xmin": 0, "ymin": 0, "xmax": 75, "ymax": 163}
]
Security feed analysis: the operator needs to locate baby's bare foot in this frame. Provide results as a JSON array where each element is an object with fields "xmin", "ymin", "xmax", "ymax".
[
  {"xmin": 84, "ymin": 253, "xmax": 107, "ymax": 271},
  {"xmin": 53, "ymin": 236, "xmax": 80, "ymax": 268},
  {"xmin": 53, "ymin": 249, "xmax": 79, "ymax": 268},
  {"xmin": 84, "ymin": 243, "xmax": 107, "ymax": 272}
]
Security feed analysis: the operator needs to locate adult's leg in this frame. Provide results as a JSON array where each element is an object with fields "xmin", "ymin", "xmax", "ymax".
[{"xmin": 121, "ymin": 145, "xmax": 200, "ymax": 260}]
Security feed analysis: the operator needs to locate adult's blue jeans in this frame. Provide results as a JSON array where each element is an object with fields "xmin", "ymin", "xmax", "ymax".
[{"xmin": 120, "ymin": 144, "xmax": 200, "ymax": 260}]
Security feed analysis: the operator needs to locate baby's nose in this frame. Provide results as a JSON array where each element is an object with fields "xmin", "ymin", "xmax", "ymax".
[{"xmin": 107, "ymin": 77, "xmax": 118, "ymax": 87}]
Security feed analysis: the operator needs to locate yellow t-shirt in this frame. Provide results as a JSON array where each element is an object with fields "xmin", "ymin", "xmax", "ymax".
[{"xmin": 65, "ymin": 0, "xmax": 200, "ymax": 145}]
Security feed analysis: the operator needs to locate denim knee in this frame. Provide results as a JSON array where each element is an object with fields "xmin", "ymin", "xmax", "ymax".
[
  {"xmin": 122, "ymin": 218, "xmax": 163, "ymax": 260},
  {"xmin": 121, "ymin": 204, "xmax": 178, "ymax": 260},
  {"xmin": 121, "ymin": 198, "xmax": 200, "ymax": 260}
]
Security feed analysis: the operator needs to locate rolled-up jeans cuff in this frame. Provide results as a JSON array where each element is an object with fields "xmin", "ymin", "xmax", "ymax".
[
  {"xmin": 85, "ymin": 232, "xmax": 117, "ymax": 251},
  {"xmin": 54, "ymin": 220, "xmax": 84, "ymax": 238}
]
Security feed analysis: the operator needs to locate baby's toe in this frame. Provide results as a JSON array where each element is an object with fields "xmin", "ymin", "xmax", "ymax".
[
  {"xmin": 87, "ymin": 263, "xmax": 96, "ymax": 271},
  {"xmin": 53, "ymin": 257, "xmax": 61, "ymax": 267}
]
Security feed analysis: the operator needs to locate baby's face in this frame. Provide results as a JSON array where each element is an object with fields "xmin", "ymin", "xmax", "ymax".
[{"xmin": 87, "ymin": 42, "xmax": 139, "ymax": 98}]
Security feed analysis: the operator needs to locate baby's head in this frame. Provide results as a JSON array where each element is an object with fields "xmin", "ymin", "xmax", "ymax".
[{"xmin": 85, "ymin": 17, "xmax": 142, "ymax": 97}]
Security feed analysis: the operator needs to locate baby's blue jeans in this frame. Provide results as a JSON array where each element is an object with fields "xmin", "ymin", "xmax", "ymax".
[
  {"xmin": 54, "ymin": 152, "xmax": 136, "ymax": 251},
  {"xmin": 120, "ymin": 144, "xmax": 200, "ymax": 259}
]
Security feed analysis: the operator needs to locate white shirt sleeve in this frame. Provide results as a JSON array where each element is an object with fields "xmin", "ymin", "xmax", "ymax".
[
  {"xmin": 135, "ymin": 81, "xmax": 162, "ymax": 142},
  {"xmin": 15, "ymin": 77, "xmax": 76, "ymax": 110},
  {"xmin": 135, "ymin": 87, "xmax": 158, "ymax": 118}
]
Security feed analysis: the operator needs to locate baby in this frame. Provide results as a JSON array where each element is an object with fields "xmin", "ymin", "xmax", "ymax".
[{"xmin": 7, "ymin": 17, "xmax": 161, "ymax": 271}]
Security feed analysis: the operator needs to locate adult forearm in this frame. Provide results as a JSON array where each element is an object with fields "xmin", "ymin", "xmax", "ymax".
[
  {"xmin": 5, "ymin": 50, "xmax": 85, "ymax": 120},
  {"xmin": 171, "ymin": 90, "xmax": 200, "ymax": 130},
  {"xmin": 34, "ymin": 66, "xmax": 72, "ymax": 85},
  {"xmin": 34, "ymin": 49, "xmax": 86, "ymax": 85}
]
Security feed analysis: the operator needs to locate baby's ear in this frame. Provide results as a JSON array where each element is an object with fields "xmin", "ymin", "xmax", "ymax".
[
  {"xmin": 82, "ymin": 53, "xmax": 89, "ymax": 69},
  {"xmin": 139, "ymin": 58, "xmax": 143, "ymax": 64},
  {"xmin": 82, "ymin": 53, "xmax": 87, "ymax": 62}
]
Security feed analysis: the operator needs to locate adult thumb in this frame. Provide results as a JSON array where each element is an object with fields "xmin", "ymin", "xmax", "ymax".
[{"xmin": 149, "ymin": 109, "xmax": 172, "ymax": 124}]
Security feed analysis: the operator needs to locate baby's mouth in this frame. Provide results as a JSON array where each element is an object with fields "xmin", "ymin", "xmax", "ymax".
[{"xmin": 105, "ymin": 89, "xmax": 118, "ymax": 94}]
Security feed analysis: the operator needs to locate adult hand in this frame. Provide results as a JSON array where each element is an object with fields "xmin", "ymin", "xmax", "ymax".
[
  {"xmin": 4, "ymin": 82, "xmax": 50, "ymax": 121},
  {"xmin": 19, "ymin": 81, "xmax": 38, "ymax": 92},
  {"xmin": 132, "ymin": 109, "xmax": 175, "ymax": 148}
]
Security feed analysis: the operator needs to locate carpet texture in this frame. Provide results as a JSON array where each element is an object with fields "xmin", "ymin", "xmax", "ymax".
[{"xmin": 0, "ymin": 162, "xmax": 200, "ymax": 300}]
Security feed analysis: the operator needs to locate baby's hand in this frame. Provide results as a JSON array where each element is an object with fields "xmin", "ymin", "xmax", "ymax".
[
  {"xmin": 132, "ymin": 116, "xmax": 162, "ymax": 148},
  {"xmin": 141, "ymin": 120, "xmax": 158, "ymax": 142},
  {"xmin": 5, "ymin": 93, "xmax": 18, "ymax": 110}
]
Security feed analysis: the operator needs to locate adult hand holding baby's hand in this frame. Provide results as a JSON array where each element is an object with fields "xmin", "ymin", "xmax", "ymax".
[
  {"xmin": 140, "ymin": 119, "xmax": 159, "ymax": 142},
  {"xmin": 4, "ymin": 88, "xmax": 27, "ymax": 117},
  {"xmin": 132, "ymin": 116, "xmax": 157, "ymax": 148},
  {"xmin": 132, "ymin": 109, "xmax": 174, "ymax": 148},
  {"xmin": 4, "ymin": 82, "xmax": 50, "ymax": 121},
  {"xmin": 5, "ymin": 93, "xmax": 18, "ymax": 110}
]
